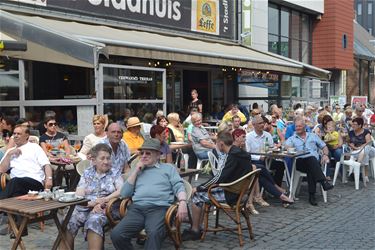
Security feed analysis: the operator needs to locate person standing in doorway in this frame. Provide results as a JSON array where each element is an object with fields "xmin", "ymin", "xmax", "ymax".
[{"xmin": 188, "ymin": 89, "xmax": 203, "ymax": 113}]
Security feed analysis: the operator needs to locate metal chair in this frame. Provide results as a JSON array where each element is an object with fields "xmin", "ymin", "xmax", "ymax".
[{"xmin": 200, "ymin": 169, "xmax": 261, "ymax": 247}]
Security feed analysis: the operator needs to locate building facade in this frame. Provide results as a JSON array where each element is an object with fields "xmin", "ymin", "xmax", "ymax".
[
  {"xmin": 0, "ymin": 0, "xmax": 329, "ymax": 136},
  {"xmin": 355, "ymin": 0, "xmax": 375, "ymax": 36}
]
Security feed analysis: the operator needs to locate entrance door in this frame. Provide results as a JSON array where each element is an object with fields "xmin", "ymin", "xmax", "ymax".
[{"xmin": 183, "ymin": 70, "xmax": 209, "ymax": 115}]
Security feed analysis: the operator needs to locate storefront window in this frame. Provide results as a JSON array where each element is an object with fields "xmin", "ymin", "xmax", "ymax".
[
  {"xmin": 103, "ymin": 67, "xmax": 163, "ymax": 100},
  {"xmin": 25, "ymin": 106, "xmax": 78, "ymax": 134},
  {"xmin": 25, "ymin": 62, "xmax": 94, "ymax": 100},
  {"xmin": 104, "ymin": 103, "xmax": 164, "ymax": 124},
  {"xmin": 212, "ymin": 70, "xmax": 224, "ymax": 111},
  {"xmin": 166, "ymin": 69, "xmax": 182, "ymax": 112},
  {"xmin": 0, "ymin": 107, "xmax": 19, "ymax": 121},
  {"xmin": 0, "ymin": 73, "xmax": 19, "ymax": 101}
]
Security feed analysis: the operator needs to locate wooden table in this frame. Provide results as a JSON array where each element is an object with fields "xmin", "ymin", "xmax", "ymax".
[
  {"xmin": 178, "ymin": 168, "xmax": 201, "ymax": 183},
  {"xmin": 0, "ymin": 197, "xmax": 88, "ymax": 250},
  {"xmin": 250, "ymin": 150, "xmax": 309, "ymax": 198}
]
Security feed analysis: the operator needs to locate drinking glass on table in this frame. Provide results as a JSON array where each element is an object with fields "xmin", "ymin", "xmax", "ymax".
[{"xmin": 73, "ymin": 140, "xmax": 82, "ymax": 153}]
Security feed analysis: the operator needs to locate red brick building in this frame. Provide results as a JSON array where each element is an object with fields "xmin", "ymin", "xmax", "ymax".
[{"xmin": 312, "ymin": 0, "xmax": 354, "ymax": 101}]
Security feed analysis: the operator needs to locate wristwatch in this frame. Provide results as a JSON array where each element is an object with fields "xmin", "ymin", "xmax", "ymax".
[{"xmin": 47, "ymin": 177, "xmax": 53, "ymax": 180}]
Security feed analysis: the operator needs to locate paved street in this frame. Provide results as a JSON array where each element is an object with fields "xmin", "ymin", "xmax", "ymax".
[{"xmin": 1, "ymin": 176, "xmax": 374, "ymax": 250}]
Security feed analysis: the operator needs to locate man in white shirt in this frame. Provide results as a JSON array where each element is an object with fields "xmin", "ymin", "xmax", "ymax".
[{"xmin": 0, "ymin": 125, "xmax": 52, "ymax": 199}]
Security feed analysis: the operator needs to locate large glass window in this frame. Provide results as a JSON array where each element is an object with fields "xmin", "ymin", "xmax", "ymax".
[
  {"xmin": 100, "ymin": 64, "xmax": 166, "ymax": 117},
  {"xmin": 25, "ymin": 106, "xmax": 78, "ymax": 134},
  {"xmin": 268, "ymin": 5, "xmax": 279, "ymax": 35},
  {"xmin": 0, "ymin": 57, "xmax": 20, "ymax": 101},
  {"xmin": 368, "ymin": 2, "xmax": 372, "ymax": 15},
  {"xmin": 104, "ymin": 103, "xmax": 164, "ymax": 123},
  {"xmin": 358, "ymin": 3, "xmax": 362, "ymax": 15},
  {"xmin": 268, "ymin": 5, "xmax": 312, "ymax": 63},
  {"xmin": 25, "ymin": 62, "xmax": 94, "ymax": 100},
  {"xmin": 0, "ymin": 73, "xmax": 19, "ymax": 101}
]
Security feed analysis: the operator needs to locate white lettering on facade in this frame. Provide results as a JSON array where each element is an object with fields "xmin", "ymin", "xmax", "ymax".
[
  {"xmin": 119, "ymin": 76, "xmax": 153, "ymax": 81},
  {"xmin": 87, "ymin": 0, "xmax": 181, "ymax": 21},
  {"xmin": 142, "ymin": 0, "xmax": 154, "ymax": 15},
  {"xmin": 222, "ymin": 0, "xmax": 229, "ymax": 33}
]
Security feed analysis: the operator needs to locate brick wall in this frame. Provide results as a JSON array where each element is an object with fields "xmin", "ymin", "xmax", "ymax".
[{"xmin": 312, "ymin": 0, "xmax": 354, "ymax": 70}]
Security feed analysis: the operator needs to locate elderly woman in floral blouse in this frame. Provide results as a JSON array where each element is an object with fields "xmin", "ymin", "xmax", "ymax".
[{"xmin": 61, "ymin": 143, "xmax": 123, "ymax": 250}]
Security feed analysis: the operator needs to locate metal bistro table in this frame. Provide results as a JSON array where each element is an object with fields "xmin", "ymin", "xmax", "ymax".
[
  {"xmin": 178, "ymin": 168, "xmax": 201, "ymax": 183},
  {"xmin": 250, "ymin": 150, "xmax": 309, "ymax": 199},
  {"xmin": 50, "ymin": 157, "xmax": 81, "ymax": 191},
  {"xmin": 0, "ymin": 197, "xmax": 88, "ymax": 250}
]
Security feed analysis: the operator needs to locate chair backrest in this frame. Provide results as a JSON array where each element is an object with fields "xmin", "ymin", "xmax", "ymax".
[
  {"xmin": 76, "ymin": 159, "xmax": 91, "ymax": 176},
  {"xmin": 207, "ymin": 151, "xmax": 219, "ymax": 175},
  {"xmin": 219, "ymin": 169, "xmax": 261, "ymax": 206},
  {"xmin": 183, "ymin": 179, "xmax": 193, "ymax": 201}
]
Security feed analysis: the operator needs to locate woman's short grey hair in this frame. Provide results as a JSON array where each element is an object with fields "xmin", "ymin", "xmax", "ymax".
[
  {"xmin": 191, "ymin": 112, "xmax": 202, "ymax": 122},
  {"xmin": 294, "ymin": 115, "xmax": 305, "ymax": 125},
  {"xmin": 89, "ymin": 143, "xmax": 112, "ymax": 158}
]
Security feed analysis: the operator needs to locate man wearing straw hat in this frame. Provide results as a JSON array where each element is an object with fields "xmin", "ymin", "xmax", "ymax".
[{"xmin": 111, "ymin": 138, "xmax": 188, "ymax": 250}]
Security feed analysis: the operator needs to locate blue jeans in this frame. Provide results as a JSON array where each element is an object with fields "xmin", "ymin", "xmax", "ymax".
[
  {"xmin": 195, "ymin": 150, "xmax": 209, "ymax": 160},
  {"xmin": 328, "ymin": 147, "xmax": 343, "ymax": 177}
]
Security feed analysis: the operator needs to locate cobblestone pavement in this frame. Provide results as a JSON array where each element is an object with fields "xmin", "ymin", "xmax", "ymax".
[{"xmin": 1, "ymin": 176, "xmax": 374, "ymax": 250}]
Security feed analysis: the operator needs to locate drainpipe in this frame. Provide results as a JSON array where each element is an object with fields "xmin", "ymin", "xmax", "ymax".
[
  {"xmin": 359, "ymin": 58, "xmax": 362, "ymax": 95},
  {"xmin": 368, "ymin": 61, "xmax": 371, "ymax": 101}
]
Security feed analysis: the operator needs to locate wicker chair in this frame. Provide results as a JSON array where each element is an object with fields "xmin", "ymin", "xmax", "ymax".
[
  {"xmin": 106, "ymin": 179, "xmax": 192, "ymax": 250},
  {"xmin": 200, "ymin": 169, "xmax": 261, "ymax": 247}
]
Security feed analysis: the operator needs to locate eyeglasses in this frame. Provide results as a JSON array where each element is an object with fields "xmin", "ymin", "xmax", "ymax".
[
  {"xmin": 47, "ymin": 123, "xmax": 57, "ymax": 127},
  {"xmin": 140, "ymin": 151, "xmax": 152, "ymax": 156}
]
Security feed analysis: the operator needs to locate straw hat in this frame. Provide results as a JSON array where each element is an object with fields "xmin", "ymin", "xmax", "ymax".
[
  {"xmin": 126, "ymin": 117, "xmax": 142, "ymax": 128},
  {"xmin": 139, "ymin": 138, "xmax": 161, "ymax": 152}
]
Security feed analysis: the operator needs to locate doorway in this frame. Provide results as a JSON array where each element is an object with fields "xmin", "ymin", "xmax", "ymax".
[{"xmin": 183, "ymin": 70, "xmax": 209, "ymax": 115}]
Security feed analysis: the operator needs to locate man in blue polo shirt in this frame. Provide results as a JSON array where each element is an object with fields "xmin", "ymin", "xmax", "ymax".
[{"xmin": 285, "ymin": 116, "xmax": 334, "ymax": 206}]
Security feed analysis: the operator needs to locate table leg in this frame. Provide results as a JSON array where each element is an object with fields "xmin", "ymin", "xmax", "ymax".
[
  {"xmin": 188, "ymin": 175, "xmax": 193, "ymax": 184},
  {"xmin": 287, "ymin": 158, "xmax": 297, "ymax": 199},
  {"xmin": 8, "ymin": 215, "xmax": 27, "ymax": 250},
  {"xmin": 52, "ymin": 206, "xmax": 75, "ymax": 250}
]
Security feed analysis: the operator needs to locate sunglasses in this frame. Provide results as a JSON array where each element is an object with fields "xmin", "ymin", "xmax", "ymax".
[
  {"xmin": 47, "ymin": 123, "xmax": 57, "ymax": 127},
  {"xmin": 140, "ymin": 151, "xmax": 152, "ymax": 156}
]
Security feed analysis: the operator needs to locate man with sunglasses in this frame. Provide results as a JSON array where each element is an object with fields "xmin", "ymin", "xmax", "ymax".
[{"xmin": 111, "ymin": 138, "xmax": 187, "ymax": 250}]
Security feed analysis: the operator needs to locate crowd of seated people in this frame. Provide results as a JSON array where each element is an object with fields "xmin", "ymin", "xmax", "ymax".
[{"xmin": 0, "ymin": 99, "xmax": 375, "ymax": 248}]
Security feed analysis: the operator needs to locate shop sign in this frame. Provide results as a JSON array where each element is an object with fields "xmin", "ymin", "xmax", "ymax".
[
  {"xmin": 351, "ymin": 96, "xmax": 368, "ymax": 108},
  {"xmin": 118, "ymin": 75, "xmax": 153, "ymax": 84},
  {"xmin": 329, "ymin": 96, "xmax": 346, "ymax": 107},
  {"xmin": 5, "ymin": 0, "xmax": 235, "ymax": 40},
  {"xmin": 237, "ymin": 69, "xmax": 279, "ymax": 83}
]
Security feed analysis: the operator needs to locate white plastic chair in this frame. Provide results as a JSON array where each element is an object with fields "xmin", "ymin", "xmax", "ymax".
[
  {"xmin": 333, "ymin": 141, "xmax": 373, "ymax": 190},
  {"xmin": 195, "ymin": 157, "xmax": 209, "ymax": 181},
  {"xmin": 207, "ymin": 151, "xmax": 219, "ymax": 176},
  {"xmin": 291, "ymin": 162, "xmax": 327, "ymax": 203},
  {"xmin": 76, "ymin": 159, "xmax": 90, "ymax": 176}
]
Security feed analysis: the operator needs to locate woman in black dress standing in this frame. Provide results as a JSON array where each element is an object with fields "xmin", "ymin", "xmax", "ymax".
[{"xmin": 188, "ymin": 89, "xmax": 203, "ymax": 113}]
